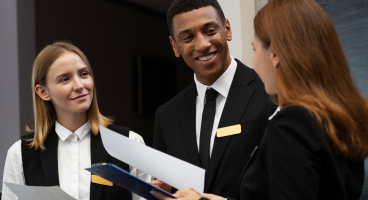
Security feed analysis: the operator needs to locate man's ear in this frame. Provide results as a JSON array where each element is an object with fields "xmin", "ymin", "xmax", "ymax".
[
  {"xmin": 225, "ymin": 18, "xmax": 232, "ymax": 41},
  {"xmin": 270, "ymin": 49, "xmax": 280, "ymax": 69},
  {"xmin": 169, "ymin": 36, "xmax": 181, "ymax": 58},
  {"xmin": 35, "ymin": 84, "xmax": 51, "ymax": 101}
]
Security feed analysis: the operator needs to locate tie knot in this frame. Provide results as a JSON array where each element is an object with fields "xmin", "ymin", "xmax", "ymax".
[{"xmin": 206, "ymin": 88, "xmax": 218, "ymax": 101}]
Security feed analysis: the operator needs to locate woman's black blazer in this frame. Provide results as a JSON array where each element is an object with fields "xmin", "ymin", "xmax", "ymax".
[{"xmin": 235, "ymin": 106, "xmax": 364, "ymax": 200}]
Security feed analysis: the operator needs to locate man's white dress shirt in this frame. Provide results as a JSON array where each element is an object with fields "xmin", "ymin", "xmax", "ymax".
[
  {"xmin": 2, "ymin": 121, "xmax": 151, "ymax": 200},
  {"xmin": 194, "ymin": 56, "xmax": 237, "ymax": 156}
]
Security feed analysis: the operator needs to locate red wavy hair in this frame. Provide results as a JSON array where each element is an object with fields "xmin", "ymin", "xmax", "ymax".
[{"xmin": 254, "ymin": 0, "xmax": 368, "ymax": 161}]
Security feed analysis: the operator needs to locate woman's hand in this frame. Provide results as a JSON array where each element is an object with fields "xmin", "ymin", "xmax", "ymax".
[{"xmin": 151, "ymin": 188, "xmax": 201, "ymax": 200}]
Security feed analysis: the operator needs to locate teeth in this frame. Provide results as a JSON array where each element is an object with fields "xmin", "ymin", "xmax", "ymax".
[{"xmin": 198, "ymin": 53, "xmax": 214, "ymax": 61}]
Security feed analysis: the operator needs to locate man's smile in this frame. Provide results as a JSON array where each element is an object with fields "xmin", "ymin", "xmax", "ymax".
[{"xmin": 196, "ymin": 52, "xmax": 217, "ymax": 61}]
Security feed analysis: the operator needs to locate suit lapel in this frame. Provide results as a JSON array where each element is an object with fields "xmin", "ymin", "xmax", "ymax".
[
  {"xmin": 39, "ymin": 125, "xmax": 60, "ymax": 186},
  {"xmin": 179, "ymin": 82, "xmax": 202, "ymax": 167},
  {"xmin": 90, "ymin": 131, "xmax": 109, "ymax": 200},
  {"xmin": 236, "ymin": 146, "xmax": 258, "ymax": 199},
  {"xmin": 239, "ymin": 146, "xmax": 258, "ymax": 176},
  {"xmin": 205, "ymin": 61, "xmax": 255, "ymax": 190}
]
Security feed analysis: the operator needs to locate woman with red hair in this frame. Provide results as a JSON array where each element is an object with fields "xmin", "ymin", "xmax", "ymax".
[{"xmin": 152, "ymin": 0, "xmax": 368, "ymax": 199}]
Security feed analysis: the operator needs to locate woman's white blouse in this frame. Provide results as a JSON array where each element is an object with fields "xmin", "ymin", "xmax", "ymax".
[{"xmin": 2, "ymin": 121, "xmax": 152, "ymax": 200}]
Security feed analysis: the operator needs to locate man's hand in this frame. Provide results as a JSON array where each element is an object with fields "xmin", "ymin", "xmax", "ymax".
[
  {"xmin": 151, "ymin": 190, "xmax": 175, "ymax": 200},
  {"xmin": 151, "ymin": 188, "xmax": 201, "ymax": 200},
  {"xmin": 150, "ymin": 179, "xmax": 172, "ymax": 193},
  {"xmin": 173, "ymin": 189, "xmax": 201, "ymax": 199}
]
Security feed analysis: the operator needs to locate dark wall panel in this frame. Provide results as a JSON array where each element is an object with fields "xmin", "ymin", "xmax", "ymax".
[
  {"xmin": 35, "ymin": 0, "xmax": 192, "ymax": 146},
  {"xmin": 316, "ymin": 1, "xmax": 368, "ymax": 199},
  {"xmin": 317, "ymin": 0, "xmax": 368, "ymax": 96}
]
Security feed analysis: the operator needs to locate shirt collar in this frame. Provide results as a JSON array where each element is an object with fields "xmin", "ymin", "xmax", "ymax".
[
  {"xmin": 268, "ymin": 106, "xmax": 281, "ymax": 120},
  {"xmin": 194, "ymin": 56, "xmax": 237, "ymax": 105},
  {"xmin": 55, "ymin": 121, "xmax": 91, "ymax": 141}
]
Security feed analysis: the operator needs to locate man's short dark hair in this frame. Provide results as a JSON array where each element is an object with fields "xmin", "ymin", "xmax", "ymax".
[{"xmin": 167, "ymin": 0, "xmax": 226, "ymax": 39}]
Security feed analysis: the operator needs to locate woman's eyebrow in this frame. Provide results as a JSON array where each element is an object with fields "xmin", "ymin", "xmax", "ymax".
[
  {"xmin": 55, "ymin": 72, "xmax": 70, "ymax": 80},
  {"xmin": 78, "ymin": 66, "xmax": 89, "ymax": 72}
]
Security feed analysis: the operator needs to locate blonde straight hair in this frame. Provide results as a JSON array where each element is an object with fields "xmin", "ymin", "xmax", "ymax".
[{"xmin": 27, "ymin": 42, "xmax": 113, "ymax": 150}]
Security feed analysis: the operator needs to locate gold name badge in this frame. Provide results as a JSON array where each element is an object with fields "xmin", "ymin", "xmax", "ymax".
[
  {"xmin": 91, "ymin": 175, "xmax": 113, "ymax": 186},
  {"xmin": 217, "ymin": 124, "xmax": 241, "ymax": 137}
]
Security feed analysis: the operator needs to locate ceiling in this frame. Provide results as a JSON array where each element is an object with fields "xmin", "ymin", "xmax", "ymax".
[{"xmin": 122, "ymin": 0, "xmax": 174, "ymax": 14}]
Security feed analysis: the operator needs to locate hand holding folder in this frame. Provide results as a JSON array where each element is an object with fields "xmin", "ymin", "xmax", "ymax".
[
  {"xmin": 150, "ymin": 179, "xmax": 172, "ymax": 193},
  {"xmin": 97, "ymin": 126, "xmax": 205, "ymax": 194},
  {"xmin": 86, "ymin": 163, "xmax": 176, "ymax": 200}
]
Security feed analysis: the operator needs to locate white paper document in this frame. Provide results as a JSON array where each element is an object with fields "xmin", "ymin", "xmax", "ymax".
[
  {"xmin": 4, "ymin": 182, "xmax": 76, "ymax": 200},
  {"xmin": 99, "ymin": 125, "xmax": 205, "ymax": 194}
]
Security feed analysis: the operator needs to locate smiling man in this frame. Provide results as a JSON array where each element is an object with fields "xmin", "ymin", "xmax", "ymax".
[{"xmin": 153, "ymin": 0, "xmax": 276, "ymax": 198}]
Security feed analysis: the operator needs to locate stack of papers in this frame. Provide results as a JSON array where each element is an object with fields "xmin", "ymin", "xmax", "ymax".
[
  {"xmin": 99, "ymin": 125, "xmax": 205, "ymax": 194},
  {"xmin": 3, "ymin": 182, "xmax": 76, "ymax": 200}
]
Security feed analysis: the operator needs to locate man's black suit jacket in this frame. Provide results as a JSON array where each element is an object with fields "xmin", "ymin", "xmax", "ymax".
[
  {"xmin": 234, "ymin": 106, "xmax": 364, "ymax": 200},
  {"xmin": 21, "ymin": 124, "xmax": 132, "ymax": 200},
  {"xmin": 153, "ymin": 59, "xmax": 276, "ymax": 198}
]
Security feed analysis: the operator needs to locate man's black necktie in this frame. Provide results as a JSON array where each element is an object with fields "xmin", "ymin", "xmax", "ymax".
[{"xmin": 199, "ymin": 88, "xmax": 218, "ymax": 171}]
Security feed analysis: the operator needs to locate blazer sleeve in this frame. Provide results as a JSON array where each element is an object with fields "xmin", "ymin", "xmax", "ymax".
[
  {"xmin": 153, "ymin": 106, "xmax": 167, "ymax": 153},
  {"xmin": 264, "ymin": 106, "xmax": 326, "ymax": 200}
]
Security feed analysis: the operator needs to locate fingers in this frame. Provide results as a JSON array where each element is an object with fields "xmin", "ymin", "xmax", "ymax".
[
  {"xmin": 173, "ymin": 188, "xmax": 201, "ymax": 199},
  {"xmin": 173, "ymin": 189, "xmax": 191, "ymax": 198},
  {"xmin": 202, "ymin": 193, "xmax": 214, "ymax": 199},
  {"xmin": 151, "ymin": 190, "xmax": 175, "ymax": 200},
  {"xmin": 202, "ymin": 193, "xmax": 226, "ymax": 200},
  {"xmin": 150, "ymin": 179, "xmax": 163, "ymax": 185},
  {"xmin": 150, "ymin": 179, "xmax": 172, "ymax": 193}
]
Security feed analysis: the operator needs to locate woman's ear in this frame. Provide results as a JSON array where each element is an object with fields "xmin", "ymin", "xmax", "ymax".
[
  {"xmin": 35, "ymin": 84, "xmax": 51, "ymax": 101},
  {"xmin": 270, "ymin": 49, "xmax": 280, "ymax": 69}
]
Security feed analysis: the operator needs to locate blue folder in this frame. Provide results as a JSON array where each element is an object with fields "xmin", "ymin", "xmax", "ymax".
[{"xmin": 86, "ymin": 163, "xmax": 177, "ymax": 200}]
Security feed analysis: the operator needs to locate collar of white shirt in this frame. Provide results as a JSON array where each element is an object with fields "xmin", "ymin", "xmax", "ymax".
[
  {"xmin": 268, "ymin": 106, "xmax": 281, "ymax": 120},
  {"xmin": 194, "ymin": 56, "xmax": 237, "ymax": 105},
  {"xmin": 55, "ymin": 121, "xmax": 91, "ymax": 141}
]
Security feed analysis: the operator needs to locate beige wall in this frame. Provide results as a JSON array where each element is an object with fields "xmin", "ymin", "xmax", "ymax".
[
  {"xmin": 240, "ymin": 0, "xmax": 256, "ymax": 68},
  {"xmin": 217, "ymin": 0, "xmax": 243, "ymax": 62},
  {"xmin": 218, "ymin": 0, "xmax": 268, "ymax": 68},
  {"xmin": 255, "ymin": 0, "xmax": 269, "ymax": 12}
]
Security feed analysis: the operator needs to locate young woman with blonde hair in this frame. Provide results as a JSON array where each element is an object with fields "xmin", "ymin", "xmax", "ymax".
[
  {"xmin": 152, "ymin": 0, "xmax": 368, "ymax": 199},
  {"xmin": 2, "ymin": 42, "xmax": 151, "ymax": 200}
]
